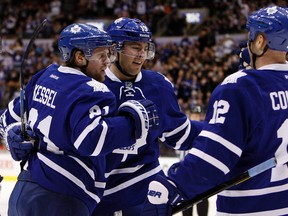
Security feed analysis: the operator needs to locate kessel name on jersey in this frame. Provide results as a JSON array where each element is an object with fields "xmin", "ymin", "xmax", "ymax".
[{"xmin": 32, "ymin": 84, "xmax": 57, "ymax": 109}]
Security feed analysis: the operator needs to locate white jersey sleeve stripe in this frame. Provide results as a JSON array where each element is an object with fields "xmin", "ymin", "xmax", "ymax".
[
  {"xmin": 105, "ymin": 164, "xmax": 145, "ymax": 178},
  {"xmin": 104, "ymin": 165, "xmax": 162, "ymax": 196},
  {"xmin": 46, "ymin": 137, "xmax": 63, "ymax": 154},
  {"xmin": 74, "ymin": 116, "xmax": 108, "ymax": 156},
  {"xmin": 68, "ymin": 155, "xmax": 95, "ymax": 179},
  {"xmin": 219, "ymin": 182, "xmax": 288, "ymax": 197},
  {"xmin": 174, "ymin": 120, "xmax": 191, "ymax": 149},
  {"xmin": 199, "ymin": 130, "xmax": 242, "ymax": 157},
  {"xmin": 74, "ymin": 116, "xmax": 101, "ymax": 149},
  {"xmin": 37, "ymin": 152, "xmax": 101, "ymax": 203},
  {"xmin": 216, "ymin": 207, "xmax": 288, "ymax": 216},
  {"xmin": 189, "ymin": 148, "xmax": 230, "ymax": 174},
  {"xmin": 91, "ymin": 121, "xmax": 108, "ymax": 156},
  {"xmin": 68, "ymin": 155, "xmax": 106, "ymax": 188},
  {"xmin": 159, "ymin": 118, "xmax": 189, "ymax": 142},
  {"xmin": 94, "ymin": 181, "xmax": 106, "ymax": 188},
  {"xmin": 8, "ymin": 99, "xmax": 21, "ymax": 122}
]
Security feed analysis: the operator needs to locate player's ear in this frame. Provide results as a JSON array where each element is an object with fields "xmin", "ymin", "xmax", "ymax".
[
  {"xmin": 74, "ymin": 50, "xmax": 87, "ymax": 66},
  {"xmin": 255, "ymin": 34, "xmax": 267, "ymax": 54},
  {"xmin": 112, "ymin": 44, "xmax": 120, "ymax": 61}
]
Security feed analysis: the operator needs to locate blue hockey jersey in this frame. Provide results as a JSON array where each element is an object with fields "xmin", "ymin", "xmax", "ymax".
[
  {"xmin": 169, "ymin": 64, "xmax": 288, "ymax": 215},
  {"xmin": 93, "ymin": 68, "xmax": 203, "ymax": 213},
  {"xmin": 0, "ymin": 64, "xmax": 140, "ymax": 213}
]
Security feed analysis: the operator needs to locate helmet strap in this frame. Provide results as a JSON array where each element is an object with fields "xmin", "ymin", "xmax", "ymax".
[
  {"xmin": 114, "ymin": 53, "xmax": 137, "ymax": 79},
  {"xmin": 248, "ymin": 41, "xmax": 268, "ymax": 69}
]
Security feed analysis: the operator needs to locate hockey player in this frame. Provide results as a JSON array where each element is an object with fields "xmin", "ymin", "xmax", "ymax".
[
  {"xmin": 0, "ymin": 23, "xmax": 159, "ymax": 216},
  {"xmin": 92, "ymin": 18, "xmax": 204, "ymax": 215},
  {"xmin": 143, "ymin": 6, "xmax": 288, "ymax": 215}
]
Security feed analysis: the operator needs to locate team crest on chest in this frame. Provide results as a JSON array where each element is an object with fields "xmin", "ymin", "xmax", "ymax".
[{"xmin": 87, "ymin": 80, "xmax": 110, "ymax": 92}]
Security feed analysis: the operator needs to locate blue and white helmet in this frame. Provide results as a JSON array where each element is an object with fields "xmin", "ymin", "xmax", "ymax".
[
  {"xmin": 58, "ymin": 23, "xmax": 113, "ymax": 62},
  {"xmin": 246, "ymin": 6, "xmax": 288, "ymax": 52},
  {"xmin": 106, "ymin": 18, "xmax": 155, "ymax": 60}
]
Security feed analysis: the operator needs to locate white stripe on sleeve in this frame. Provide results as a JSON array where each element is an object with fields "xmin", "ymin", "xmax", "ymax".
[
  {"xmin": 219, "ymin": 183, "xmax": 288, "ymax": 197},
  {"xmin": 91, "ymin": 121, "xmax": 108, "ymax": 156},
  {"xmin": 160, "ymin": 118, "xmax": 189, "ymax": 142},
  {"xmin": 189, "ymin": 148, "xmax": 230, "ymax": 174},
  {"xmin": 74, "ymin": 116, "xmax": 101, "ymax": 149},
  {"xmin": 174, "ymin": 120, "xmax": 191, "ymax": 149},
  {"xmin": 199, "ymin": 130, "xmax": 242, "ymax": 156},
  {"xmin": 216, "ymin": 207, "xmax": 288, "ymax": 216},
  {"xmin": 8, "ymin": 99, "xmax": 21, "ymax": 122}
]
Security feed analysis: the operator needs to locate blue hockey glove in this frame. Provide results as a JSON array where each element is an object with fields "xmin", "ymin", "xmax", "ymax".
[
  {"xmin": 5, "ymin": 122, "xmax": 38, "ymax": 161},
  {"xmin": 141, "ymin": 175, "xmax": 186, "ymax": 216},
  {"xmin": 236, "ymin": 41, "xmax": 251, "ymax": 70},
  {"xmin": 118, "ymin": 99, "xmax": 159, "ymax": 139}
]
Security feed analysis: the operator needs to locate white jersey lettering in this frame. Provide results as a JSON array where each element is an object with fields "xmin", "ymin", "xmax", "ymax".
[
  {"xmin": 33, "ymin": 84, "xmax": 57, "ymax": 109},
  {"xmin": 270, "ymin": 90, "xmax": 288, "ymax": 111}
]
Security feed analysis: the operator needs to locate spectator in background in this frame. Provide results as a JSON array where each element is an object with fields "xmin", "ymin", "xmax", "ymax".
[
  {"xmin": 197, "ymin": 27, "xmax": 216, "ymax": 52},
  {"xmin": 1, "ymin": 69, "xmax": 19, "ymax": 108},
  {"xmin": 180, "ymin": 34, "xmax": 192, "ymax": 47},
  {"xmin": 0, "ymin": 0, "xmax": 285, "ymax": 125},
  {"xmin": 0, "ymin": 63, "xmax": 4, "ymax": 106}
]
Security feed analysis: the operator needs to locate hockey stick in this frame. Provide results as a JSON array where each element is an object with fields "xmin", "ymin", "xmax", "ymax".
[
  {"xmin": 172, "ymin": 157, "xmax": 282, "ymax": 214},
  {"xmin": 20, "ymin": 19, "xmax": 47, "ymax": 135}
]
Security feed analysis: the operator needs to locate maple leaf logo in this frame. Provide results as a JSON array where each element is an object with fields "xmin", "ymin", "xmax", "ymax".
[
  {"xmin": 267, "ymin": 6, "xmax": 277, "ymax": 15},
  {"xmin": 71, "ymin": 25, "xmax": 81, "ymax": 34},
  {"xmin": 87, "ymin": 80, "xmax": 110, "ymax": 93}
]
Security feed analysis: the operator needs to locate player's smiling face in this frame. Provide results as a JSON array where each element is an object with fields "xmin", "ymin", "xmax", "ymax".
[{"xmin": 118, "ymin": 41, "xmax": 148, "ymax": 75}]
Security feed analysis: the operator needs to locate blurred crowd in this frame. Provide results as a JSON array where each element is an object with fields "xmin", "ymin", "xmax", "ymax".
[
  {"xmin": 0, "ymin": 0, "xmax": 287, "ymax": 152},
  {"xmin": 1, "ymin": 0, "xmax": 287, "ymax": 38}
]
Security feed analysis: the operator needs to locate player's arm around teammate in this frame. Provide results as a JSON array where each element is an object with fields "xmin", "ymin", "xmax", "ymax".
[{"xmin": 0, "ymin": 23, "xmax": 159, "ymax": 216}]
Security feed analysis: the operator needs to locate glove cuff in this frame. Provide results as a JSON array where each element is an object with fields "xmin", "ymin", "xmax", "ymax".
[
  {"xmin": 4, "ymin": 122, "xmax": 22, "ymax": 150},
  {"xmin": 118, "ymin": 100, "xmax": 149, "ymax": 139},
  {"xmin": 147, "ymin": 175, "xmax": 185, "ymax": 206}
]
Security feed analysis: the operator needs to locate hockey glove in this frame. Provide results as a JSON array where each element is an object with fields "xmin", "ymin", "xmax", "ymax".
[
  {"xmin": 236, "ymin": 41, "xmax": 251, "ymax": 70},
  {"xmin": 141, "ymin": 175, "xmax": 185, "ymax": 216},
  {"xmin": 118, "ymin": 99, "xmax": 159, "ymax": 139},
  {"xmin": 5, "ymin": 122, "xmax": 38, "ymax": 161}
]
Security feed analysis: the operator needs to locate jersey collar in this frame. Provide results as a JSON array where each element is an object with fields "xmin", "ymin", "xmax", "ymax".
[
  {"xmin": 105, "ymin": 67, "xmax": 142, "ymax": 82},
  {"xmin": 258, "ymin": 62, "xmax": 288, "ymax": 71},
  {"xmin": 58, "ymin": 66, "xmax": 86, "ymax": 76}
]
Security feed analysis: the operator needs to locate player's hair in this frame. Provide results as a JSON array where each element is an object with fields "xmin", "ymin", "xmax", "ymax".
[
  {"xmin": 58, "ymin": 23, "xmax": 112, "ymax": 62},
  {"xmin": 246, "ymin": 6, "xmax": 288, "ymax": 52}
]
